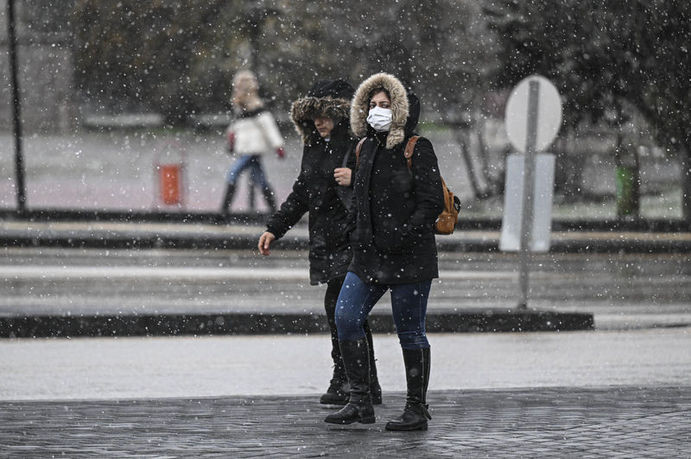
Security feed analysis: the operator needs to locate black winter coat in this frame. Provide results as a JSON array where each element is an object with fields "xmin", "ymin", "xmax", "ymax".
[
  {"xmin": 348, "ymin": 133, "xmax": 444, "ymax": 284},
  {"xmin": 266, "ymin": 123, "xmax": 356, "ymax": 285},
  {"xmin": 347, "ymin": 74, "xmax": 444, "ymax": 285}
]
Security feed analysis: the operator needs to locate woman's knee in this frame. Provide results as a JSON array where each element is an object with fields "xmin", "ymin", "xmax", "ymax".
[
  {"xmin": 226, "ymin": 166, "xmax": 243, "ymax": 184},
  {"xmin": 227, "ymin": 156, "xmax": 252, "ymax": 183},
  {"xmin": 335, "ymin": 301, "xmax": 364, "ymax": 339},
  {"xmin": 397, "ymin": 330, "xmax": 430, "ymax": 350},
  {"xmin": 334, "ymin": 273, "xmax": 370, "ymax": 340}
]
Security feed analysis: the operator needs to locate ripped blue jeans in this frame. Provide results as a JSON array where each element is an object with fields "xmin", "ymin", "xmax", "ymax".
[{"xmin": 335, "ymin": 272, "xmax": 431, "ymax": 350}]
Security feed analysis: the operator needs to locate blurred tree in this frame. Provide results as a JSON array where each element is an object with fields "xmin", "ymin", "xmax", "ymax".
[
  {"xmin": 295, "ymin": 0, "xmax": 497, "ymax": 120},
  {"xmin": 484, "ymin": 0, "xmax": 691, "ymax": 223},
  {"xmin": 71, "ymin": 0, "xmax": 497, "ymax": 125},
  {"xmin": 72, "ymin": 1, "xmax": 245, "ymax": 124}
]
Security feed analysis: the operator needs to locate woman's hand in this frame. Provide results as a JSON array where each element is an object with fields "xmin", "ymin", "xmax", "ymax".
[
  {"xmin": 333, "ymin": 168, "xmax": 352, "ymax": 186},
  {"xmin": 227, "ymin": 131, "xmax": 235, "ymax": 154},
  {"xmin": 258, "ymin": 231, "xmax": 276, "ymax": 256}
]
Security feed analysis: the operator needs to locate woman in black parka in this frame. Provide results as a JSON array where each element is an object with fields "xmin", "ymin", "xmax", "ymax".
[
  {"xmin": 257, "ymin": 79, "xmax": 381, "ymax": 406},
  {"xmin": 324, "ymin": 73, "xmax": 444, "ymax": 431}
]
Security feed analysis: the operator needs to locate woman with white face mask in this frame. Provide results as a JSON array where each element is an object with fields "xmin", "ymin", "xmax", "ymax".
[{"xmin": 324, "ymin": 73, "xmax": 444, "ymax": 431}]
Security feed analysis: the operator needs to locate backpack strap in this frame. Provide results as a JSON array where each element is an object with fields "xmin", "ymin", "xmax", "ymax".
[
  {"xmin": 404, "ymin": 136, "xmax": 420, "ymax": 170},
  {"xmin": 354, "ymin": 137, "xmax": 367, "ymax": 167}
]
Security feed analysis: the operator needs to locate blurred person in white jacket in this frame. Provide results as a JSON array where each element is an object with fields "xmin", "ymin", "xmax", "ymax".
[{"xmin": 221, "ymin": 70, "xmax": 285, "ymax": 214}]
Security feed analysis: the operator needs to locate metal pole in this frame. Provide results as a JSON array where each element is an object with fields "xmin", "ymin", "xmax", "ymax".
[
  {"xmin": 7, "ymin": 0, "xmax": 27, "ymax": 213},
  {"xmin": 517, "ymin": 80, "xmax": 540, "ymax": 309}
]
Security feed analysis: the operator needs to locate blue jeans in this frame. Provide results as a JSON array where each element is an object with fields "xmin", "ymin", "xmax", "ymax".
[
  {"xmin": 226, "ymin": 154, "xmax": 270, "ymax": 189},
  {"xmin": 335, "ymin": 272, "xmax": 431, "ymax": 350}
]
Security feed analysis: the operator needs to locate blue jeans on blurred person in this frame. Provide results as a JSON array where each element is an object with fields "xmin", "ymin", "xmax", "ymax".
[
  {"xmin": 222, "ymin": 154, "xmax": 276, "ymax": 213},
  {"xmin": 226, "ymin": 154, "xmax": 269, "ymax": 189},
  {"xmin": 335, "ymin": 272, "xmax": 431, "ymax": 350}
]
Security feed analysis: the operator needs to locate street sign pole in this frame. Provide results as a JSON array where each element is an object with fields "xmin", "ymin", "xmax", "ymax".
[
  {"xmin": 517, "ymin": 80, "xmax": 540, "ymax": 309},
  {"xmin": 7, "ymin": 0, "xmax": 27, "ymax": 213},
  {"xmin": 502, "ymin": 75, "xmax": 561, "ymax": 309}
]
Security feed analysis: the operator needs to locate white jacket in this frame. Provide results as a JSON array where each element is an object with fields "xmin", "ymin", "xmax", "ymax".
[{"xmin": 228, "ymin": 110, "xmax": 284, "ymax": 155}]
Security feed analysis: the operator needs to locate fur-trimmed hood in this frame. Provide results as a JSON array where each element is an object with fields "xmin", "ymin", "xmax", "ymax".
[
  {"xmin": 350, "ymin": 72, "xmax": 419, "ymax": 150},
  {"xmin": 290, "ymin": 79, "xmax": 354, "ymax": 141}
]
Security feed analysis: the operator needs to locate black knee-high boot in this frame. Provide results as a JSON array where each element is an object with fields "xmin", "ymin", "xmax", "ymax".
[
  {"xmin": 363, "ymin": 320, "xmax": 382, "ymax": 405},
  {"xmin": 320, "ymin": 281, "xmax": 348, "ymax": 405},
  {"xmin": 324, "ymin": 338, "xmax": 375, "ymax": 425},
  {"xmin": 220, "ymin": 183, "xmax": 235, "ymax": 215},
  {"xmin": 321, "ymin": 321, "xmax": 381, "ymax": 405},
  {"xmin": 385, "ymin": 347, "xmax": 432, "ymax": 431}
]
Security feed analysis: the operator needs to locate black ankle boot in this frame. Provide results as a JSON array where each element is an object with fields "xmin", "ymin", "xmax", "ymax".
[
  {"xmin": 220, "ymin": 183, "xmax": 235, "ymax": 215},
  {"xmin": 385, "ymin": 347, "xmax": 432, "ymax": 431},
  {"xmin": 262, "ymin": 186, "xmax": 277, "ymax": 213},
  {"xmin": 320, "ymin": 355, "xmax": 349, "ymax": 405},
  {"xmin": 320, "ymin": 379, "xmax": 349, "ymax": 405},
  {"xmin": 324, "ymin": 338, "xmax": 375, "ymax": 425}
]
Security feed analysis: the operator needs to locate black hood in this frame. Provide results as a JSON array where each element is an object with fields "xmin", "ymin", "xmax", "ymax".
[
  {"xmin": 307, "ymin": 79, "xmax": 354, "ymax": 100},
  {"xmin": 404, "ymin": 91, "xmax": 420, "ymax": 135},
  {"xmin": 290, "ymin": 79, "xmax": 354, "ymax": 141}
]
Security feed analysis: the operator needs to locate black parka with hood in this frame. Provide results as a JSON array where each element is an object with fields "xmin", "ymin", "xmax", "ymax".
[
  {"xmin": 266, "ymin": 79, "xmax": 357, "ymax": 285},
  {"xmin": 348, "ymin": 73, "xmax": 444, "ymax": 284}
]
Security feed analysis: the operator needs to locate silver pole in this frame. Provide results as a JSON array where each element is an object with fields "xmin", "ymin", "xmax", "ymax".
[{"xmin": 517, "ymin": 80, "xmax": 540, "ymax": 309}]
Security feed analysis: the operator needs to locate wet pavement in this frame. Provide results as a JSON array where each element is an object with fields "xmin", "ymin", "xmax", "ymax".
[
  {"xmin": 2, "ymin": 387, "xmax": 689, "ymax": 457},
  {"xmin": 2, "ymin": 330, "xmax": 690, "ymax": 400},
  {"xmin": 1, "ymin": 328, "xmax": 690, "ymax": 456}
]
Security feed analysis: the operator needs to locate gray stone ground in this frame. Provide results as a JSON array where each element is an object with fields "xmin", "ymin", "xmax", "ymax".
[
  {"xmin": 2, "ymin": 330, "xmax": 689, "ymax": 401},
  {"xmin": 1, "ymin": 327, "xmax": 690, "ymax": 456},
  {"xmin": 1, "ymin": 388, "xmax": 689, "ymax": 457}
]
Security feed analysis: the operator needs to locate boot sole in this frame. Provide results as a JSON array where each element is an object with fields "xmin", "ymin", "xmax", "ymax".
[
  {"xmin": 321, "ymin": 396, "xmax": 380, "ymax": 406},
  {"xmin": 384, "ymin": 422, "xmax": 428, "ymax": 431},
  {"xmin": 324, "ymin": 416, "xmax": 376, "ymax": 425}
]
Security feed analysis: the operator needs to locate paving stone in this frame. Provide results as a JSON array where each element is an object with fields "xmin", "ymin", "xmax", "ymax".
[{"xmin": 1, "ymin": 386, "xmax": 689, "ymax": 457}]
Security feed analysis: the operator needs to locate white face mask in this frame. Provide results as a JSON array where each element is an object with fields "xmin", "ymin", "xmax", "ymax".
[{"xmin": 367, "ymin": 106, "xmax": 393, "ymax": 132}]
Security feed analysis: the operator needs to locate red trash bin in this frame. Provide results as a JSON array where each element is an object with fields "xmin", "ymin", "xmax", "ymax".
[
  {"xmin": 154, "ymin": 142, "xmax": 185, "ymax": 207},
  {"xmin": 159, "ymin": 163, "xmax": 182, "ymax": 205}
]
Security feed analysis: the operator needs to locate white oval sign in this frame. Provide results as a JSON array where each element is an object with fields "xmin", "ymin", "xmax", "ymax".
[{"xmin": 505, "ymin": 75, "xmax": 562, "ymax": 153}]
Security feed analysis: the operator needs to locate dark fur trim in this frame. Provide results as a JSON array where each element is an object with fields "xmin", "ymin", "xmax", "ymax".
[{"xmin": 290, "ymin": 97, "xmax": 351, "ymax": 140}]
